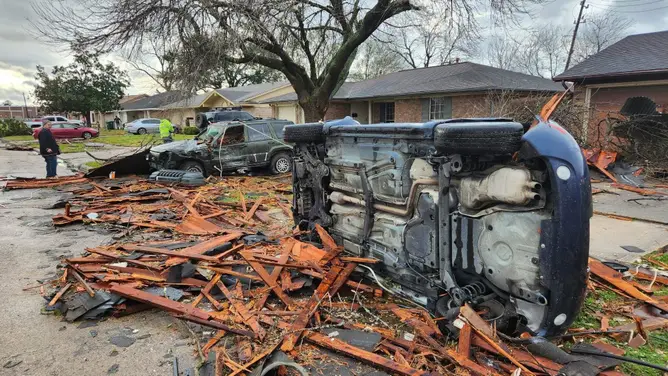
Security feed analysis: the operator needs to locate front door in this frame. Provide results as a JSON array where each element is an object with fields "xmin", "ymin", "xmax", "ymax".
[
  {"xmin": 244, "ymin": 122, "xmax": 275, "ymax": 167},
  {"xmin": 210, "ymin": 125, "xmax": 251, "ymax": 173}
]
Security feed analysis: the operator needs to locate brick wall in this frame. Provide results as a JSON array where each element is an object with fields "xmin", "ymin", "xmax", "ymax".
[
  {"xmin": 452, "ymin": 95, "xmax": 490, "ymax": 118},
  {"xmin": 583, "ymin": 84, "xmax": 668, "ymax": 148},
  {"xmin": 0, "ymin": 106, "xmax": 40, "ymax": 119},
  {"xmin": 246, "ymin": 105, "xmax": 273, "ymax": 119},
  {"xmin": 395, "ymin": 99, "xmax": 422, "ymax": 122},
  {"xmin": 324, "ymin": 103, "xmax": 350, "ymax": 120}
]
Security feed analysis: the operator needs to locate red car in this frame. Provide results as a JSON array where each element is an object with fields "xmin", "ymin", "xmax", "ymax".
[{"xmin": 33, "ymin": 122, "xmax": 99, "ymax": 140}]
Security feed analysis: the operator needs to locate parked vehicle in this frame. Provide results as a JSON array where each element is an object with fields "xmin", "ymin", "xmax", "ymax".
[
  {"xmin": 33, "ymin": 122, "xmax": 99, "ymax": 139},
  {"xmin": 24, "ymin": 119, "xmax": 44, "ymax": 129},
  {"xmin": 287, "ymin": 117, "xmax": 591, "ymax": 337},
  {"xmin": 42, "ymin": 115, "xmax": 85, "ymax": 126},
  {"xmin": 148, "ymin": 119, "xmax": 293, "ymax": 175},
  {"xmin": 195, "ymin": 109, "xmax": 256, "ymax": 129},
  {"xmin": 125, "ymin": 118, "xmax": 162, "ymax": 134}
]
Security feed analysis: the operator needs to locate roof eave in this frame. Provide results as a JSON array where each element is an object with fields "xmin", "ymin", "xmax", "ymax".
[{"xmin": 554, "ymin": 68, "xmax": 668, "ymax": 82}]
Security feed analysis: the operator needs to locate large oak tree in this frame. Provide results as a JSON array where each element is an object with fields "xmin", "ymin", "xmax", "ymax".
[{"xmin": 35, "ymin": 0, "xmax": 545, "ymax": 122}]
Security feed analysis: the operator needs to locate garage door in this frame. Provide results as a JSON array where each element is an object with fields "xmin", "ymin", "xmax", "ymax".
[{"xmin": 277, "ymin": 104, "xmax": 297, "ymax": 123}]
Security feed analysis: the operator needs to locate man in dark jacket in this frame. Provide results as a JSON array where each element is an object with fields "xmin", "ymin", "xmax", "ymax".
[{"xmin": 38, "ymin": 121, "xmax": 60, "ymax": 178}]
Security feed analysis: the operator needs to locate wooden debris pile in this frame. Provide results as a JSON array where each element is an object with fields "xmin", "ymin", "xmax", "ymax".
[{"xmin": 10, "ymin": 175, "xmax": 668, "ymax": 375}]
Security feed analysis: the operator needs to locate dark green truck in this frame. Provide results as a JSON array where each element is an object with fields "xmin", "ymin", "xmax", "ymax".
[{"xmin": 148, "ymin": 119, "xmax": 294, "ymax": 176}]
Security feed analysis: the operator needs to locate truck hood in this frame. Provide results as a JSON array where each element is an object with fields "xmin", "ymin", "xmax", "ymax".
[{"xmin": 150, "ymin": 139, "xmax": 204, "ymax": 154}]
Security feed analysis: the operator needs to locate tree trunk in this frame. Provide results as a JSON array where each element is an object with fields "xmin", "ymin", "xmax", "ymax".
[{"xmin": 300, "ymin": 100, "xmax": 327, "ymax": 123}]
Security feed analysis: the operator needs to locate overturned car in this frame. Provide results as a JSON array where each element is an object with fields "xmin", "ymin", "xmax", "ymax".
[
  {"xmin": 148, "ymin": 119, "xmax": 294, "ymax": 176},
  {"xmin": 286, "ymin": 118, "xmax": 591, "ymax": 337}
]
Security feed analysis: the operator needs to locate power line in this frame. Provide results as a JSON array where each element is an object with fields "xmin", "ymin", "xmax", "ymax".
[
  {"xmin": 588, "ymin": 0, "xmax": 664, "ymax": 7},
  {"xmin": 588, "ymin": 2, "xmax": 668, "ymax": 12}
]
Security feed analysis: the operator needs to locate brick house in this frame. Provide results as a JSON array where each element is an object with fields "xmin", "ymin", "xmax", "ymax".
[
  {"xmin": 263, "ymin": 62, "xmax": 561, "ymax": 124},
  {"xmin": 0, "ymin": 105, "xmax": 41, "ymax": 119},
  {"xmin": 554, "ymin": 30, "xmax": 668, "ymax": 147}
]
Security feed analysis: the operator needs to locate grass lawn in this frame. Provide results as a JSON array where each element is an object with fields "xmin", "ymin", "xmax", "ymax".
[
  {"xmin": 570, "ymin": 246, "xmax": 668, "ymax": 375},
  {"xmin": 3, "ymin": 135, "xmax": 34, "ymax": 142}
]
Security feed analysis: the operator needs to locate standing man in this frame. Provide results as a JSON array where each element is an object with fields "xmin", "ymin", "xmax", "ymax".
[
  {"xmin": 38, "ymin": 121, "xmax": 60, "ymax": 178},
  {"xmin": 114, "ymin": 115, "xmax": 121, "ymax": 129},
  {"xmin": 159, "ymin": 119, "xmax": 174, "ymax": 144}
]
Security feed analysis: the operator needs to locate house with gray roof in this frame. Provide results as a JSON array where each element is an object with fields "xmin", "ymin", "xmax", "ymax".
[
  {"xmin": 553, "ymin": 30, "xmax": 668, "ymax": 146},
  {"xmin": 264, "ymin": 62, "xmax": 562, "ymax": 124}
]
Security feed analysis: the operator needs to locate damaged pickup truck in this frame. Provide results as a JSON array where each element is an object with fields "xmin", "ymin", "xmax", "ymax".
[
  {"xmin": 287, "ymin": 117, "xmax": 591, "ymax": 337},
  {"xmin": 148, "ymin": 119, "xmax": 294, "ymax": 176}
]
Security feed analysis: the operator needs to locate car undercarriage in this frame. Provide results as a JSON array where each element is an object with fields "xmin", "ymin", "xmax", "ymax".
[{"xmin": 286, "ymin": 118, "xmax": 592, "ymax": 337}]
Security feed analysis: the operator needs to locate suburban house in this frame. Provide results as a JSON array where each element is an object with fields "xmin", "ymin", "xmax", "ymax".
[
  {"xmin": 92, "ymin": 82, "xmax": 292, "ymax": 127},
  {"xmin": 554, "ymin": 30, "xmax": 668, "ymax": 146},
  {"xmin": 264, "ymin": 62, "xmax": 562, "ymax": 124}
]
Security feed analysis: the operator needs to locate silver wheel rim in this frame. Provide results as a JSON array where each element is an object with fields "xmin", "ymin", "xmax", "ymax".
[
  {"xmin": 138, "ymin": 129, "xmax": 146, "ymax": 134},
  {"xmin": 275, "ymin": 158, "xmax": 290, "ymax": 173},
  {"xmin": 83, "ymin": 133, "xmax": 91, "ymax": 139}
]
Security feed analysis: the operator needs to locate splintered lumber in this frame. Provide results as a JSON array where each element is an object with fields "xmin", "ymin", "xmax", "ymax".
[
  {"xmin": 174, "ymin": 314, "xmax": 255, "ymax": 338},
  {"xmin": 389, "ymin": 305, "xmax": 439, "ymax": 338},
  {"xmin": 460, "ymin": 304, "xmax": 496, "ymax": 339},
  {"xmin": 71, "ymin": 268, "xmax": 95, "ymax": 297},
  {"xmin": 216, "ymin": 279, "xmax": 266, "ymax": 340},
  {"xmin": 305, "ymin": 332, "xmax": 427, "ymax": 376},
  {"xmin": 201, "ymin": 266, "xmax": 261, "ymax": 282},
  {"xmin": 48, "ymin": 283, "xmax": 72, "ymax": 306},
  {"xmin": 589, "ymin": 258, "xmax": 668, "ymax": 312},
  {"xmin": 281, "ymin": 264, "xmax": 350, "ymax": 352},
  {"xmin": 109, "ymin": 283, "xmax": 210, "ymax": 320},
  {"xmin": 240, "ymin": 252, "xmax": 296, "ymax": 310},
  {"xmin": 86, "ymin": 248, "xmax": 161, "ymax": 270},
  {"xmin": 471, "ymin": 336, "xmax": 561, "ymax": 375},
  {"xmin": 121, "ymin": 245, "xmax": 221, "ymax": 263},
  {"xmin": 253, "ymin": 241, "xmax": 293, "ymax": 311},
  {"xmin": 243, "ymin": 197, "xmax": 264, "ymax": 221},
  {"xmin": 228, "ymin": 343, "xmax": 280, "ymax": 376},
  {"xmin": 298, "ymin": 268, "xmax": 376, "ymax": 294},
  {"xmin": 458, "ymin": 323, "xmax": 472, "ymax": 357},
  {"xmin": 315, "ymin": 224, "xmax": 343, "ymax": 264}
]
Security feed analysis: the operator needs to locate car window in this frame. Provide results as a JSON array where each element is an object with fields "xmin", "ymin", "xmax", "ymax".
[
  {"xmin": 51, "ymin": 124, "xmax": 64, "ymax": 129},
  {"xmin": 217, "ymin": 125, "xmax": 245, "ymax": 146},
  {"xmin": 57, "ymin": 116, "xmax": 67, "ymax": 122},
  {"xmin": 46, "ymin": 117, "xmax": 55, "ymax": 121},
  {"xmin": 270, "ymin": 122, "xmax": 288, "ymax": 139},
  {"xmin": 247, "ymin": 123, "xmax": 272, "ymax": 141},
  {"xmin": 214, "ymin": 111, "xmax": 254, "ymax": 122},
  {"xmin": 62, "ymin": 123, "xmax": 78, "ymax": 129},
  {"xmin": 148, "ymin": 119, "xmax": 161, "ymax": 124}
]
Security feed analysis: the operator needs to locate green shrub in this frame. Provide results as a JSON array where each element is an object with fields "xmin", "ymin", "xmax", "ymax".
[
  {"xmin": 183, "ymin": 126, "xmax": 200, "ymax": 135},
  {"xmin": 0, "ymin": 119, "xmax": 32, "ymax": 138}
]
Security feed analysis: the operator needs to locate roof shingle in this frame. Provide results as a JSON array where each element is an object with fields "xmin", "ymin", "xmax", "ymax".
[
  {"xmin": 263, "ymin": 62, "xmax": 560, "ymax": 103},
  {"xmin": 554, "ymin": 30, "xmax": 668, "ymax": 81}
]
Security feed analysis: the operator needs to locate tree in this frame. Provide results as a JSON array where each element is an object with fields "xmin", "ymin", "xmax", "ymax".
[
  {"xmin": 571, "ymin": 10, "xmax": 632, "ymax": 65},
  {"xmin": 195, "ymin": 61, "xmax": 284, "ymax": 89},
  {"xmin": 349, "ymin": 38, "xmax": 406, "ymax": 81},
  {"xmin": 34, "ymin": 47, "xmax": 129, "ymax": 126},
  {"xmin": 486, "ymin": 36, "xmax": 520, "ymax": 71},
  {"xmin": 125, "ymin": 39, "xmax": 179, "ymax": 92},
  {"xmin": 35, "ymin": 0, "xmax": 548, "ymax": 122}
]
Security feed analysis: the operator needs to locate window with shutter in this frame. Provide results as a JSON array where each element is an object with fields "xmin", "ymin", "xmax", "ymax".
[
  {"xmin": 378, "ymin": 102, "xmax": 395, "ymax": 123},
  {"xmin": 429, "ymin": 97, "xmax": 452, "ymax": 120}
]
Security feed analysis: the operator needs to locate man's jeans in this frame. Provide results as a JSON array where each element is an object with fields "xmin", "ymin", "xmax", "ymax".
[
  {"xmin": 162, "ymin": 136, "xmax": 173, "ymax": 144},
  {"xmin": 44, "ymin": 155, "xmax": 57, "ymax": 177}
]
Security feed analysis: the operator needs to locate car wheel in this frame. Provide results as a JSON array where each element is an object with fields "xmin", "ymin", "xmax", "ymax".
[
  {"xmin": 283, "ymin": 123, "xmax": 324, "ymax": 143},
  {"xmin": 179, "ymin": 161, "xmax": 206, "ymax": 176},
  {"xmin": 137, "ymin": 128, "xmax": 147, "ymax": 135},
  {"xmin": 434, "ymin": 121, "xmax": 524, "ymax": 155},
  {"xmin": 82, "ymin": 132, "xmax": 92, "ymax": 139},
  {"xmin": 270, "ymin": 152, "xmax": 292, "ymax": 174}
]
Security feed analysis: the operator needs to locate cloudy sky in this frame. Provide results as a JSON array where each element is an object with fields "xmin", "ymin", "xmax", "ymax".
[{"xmin": 1, "ymin": 0, "xmax": 667, "ymax": 106}]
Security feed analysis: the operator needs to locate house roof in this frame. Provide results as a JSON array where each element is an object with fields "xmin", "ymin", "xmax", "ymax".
[
  {"xmin": 122, "ymin": 91, "xmax": 190, "ymax": 110},
  {"xmin": 263, "ymin": 62, "xmax": 560, "ymax": 103},
  {"xmin": 119, "ymin": 94, "xmax": 148, "ymax": 104},
  {"xmin": 161, "ymin": 91, "xmax": 216, "ymax": 109},
  {"xmin": 216, "ymin": 81, "xmax": 289, "ymax": 103},
  {"xmin": 554, "ymin": 30, "xmax": 668, "ymax": 82}
]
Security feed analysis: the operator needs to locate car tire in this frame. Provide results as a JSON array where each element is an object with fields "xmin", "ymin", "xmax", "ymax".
[
  {"xmin": 434, "ymin": 121, "xmax": 524, "ymax": 155},
  {"xmin": 82, "ymin": 132, "xmax": 92, "ymax": 139},
  {"xmin": 137, "ymin": 128, "xmax": 147, "ymax": 135},
  {"xmin": 283, "ymin": 123, "xmax": 324, "ymax": 143},
  {"xmin": 179, "ymin": 161, "xmax": 206, "ymax": 176},
  {"xmin": 270, "ymin": 152, "xmax": 292, "ymax": 174},
  {"xmin": 195, "ymin": 114, "xmax": 208, "ymax": 129}
]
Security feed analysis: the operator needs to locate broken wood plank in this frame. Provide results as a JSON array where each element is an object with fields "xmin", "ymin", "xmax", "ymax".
[
  {"xmin": 243, "ymin": 196, "xmax": 264, "ymax": 221},
  {"xmin": 216, "ymin": 280, "xmax": 266, "ymax": 340},
  {"xmin": 458, "ymin": 323, "xmax": 472, "ymax": 357},
  {"xmin": 110, "ymin": 283, "xmax": 210, "ymax": 320},
  {"xmin": 460, "ymin": 304, "xmax": 496, "ymax": 339},
  {"xmin": 305, "ymin": 332, "xmax": 427, "ymax": 376},
  {"xmin": 281, "ymin": 264, "xmax": 346, "ymax": 352},
  {"xmin": 121, "ymin": 244, "xmax": 221, "ymax": 263},
  {"xmin": 240, "ymin": 252, "xmax": 296, "ymax": 310},
  {"xmin": 174, "ymin": 314, "xmax": 255, "ymax": 338},
  {"xmin": 253, "ymin": 241, "xmax": 293, "ymax": 311},
  {"xmin": 589, "ymin": 257, "xmax": 668, "ymax": 312},
  {"xmin": 471, "ymin": 336, "xmax": 561, "ymax": 375},
  {"xmin": 299, "ymin": 268, "xmax": 376, "ymax": 294},
  {"xmin": 48, "ymin": 282, "xmax": 72, "ymax": 306},
  {"xmin": 227, "ymin": 343, "xmax": 279, "ymax": 376},
  {"xmin": 200, "ymin": 266, "xmax": 262, "ymax": 282},
  {"xmin": 70, "ymin": 268, "xmax": 95, "ymax": 297}
]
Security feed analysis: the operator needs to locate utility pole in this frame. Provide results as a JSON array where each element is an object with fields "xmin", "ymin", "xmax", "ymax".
[
  {"xmin": 565, "ymin": 0, "xmax": 588, "ymax": 71},
  {"xmin": 22, "ymin": 92, "xmax": 28, "ymax": 119}
]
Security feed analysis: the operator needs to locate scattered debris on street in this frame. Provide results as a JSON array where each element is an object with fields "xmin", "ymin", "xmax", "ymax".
[{"xmin": 8, "ymin": 175, "xmax": 667, "ymax": 375}]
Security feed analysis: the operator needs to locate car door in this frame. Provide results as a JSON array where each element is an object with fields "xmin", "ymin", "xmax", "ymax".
[
  {"xmin": 50, "ymin": 123, "xmax": 65, "ymax": 138},
  {"xmin": 147, "ymin": 119, "xmax": 161, "ymax": 133},
  {"xmin": 244, "ymin": 122, "xmax": 275, "ymax": 167},
  {"xmin": 61, "ymin": 123, "xmax": 79, "ymax": 138},
  {"xmin": 210, "ymin": 124, "xmax": 252, "ymax": 172}
]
